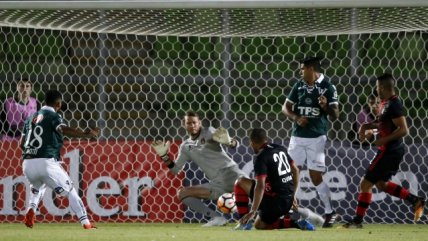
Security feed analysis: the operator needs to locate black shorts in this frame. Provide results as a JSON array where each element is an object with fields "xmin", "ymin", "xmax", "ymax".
[
  {"xmin": 364, "ymin": 147, "xmax": 405, "ymax": 184},
  {"xmin": 258, "ymin": 194, "xmax": 294, "ymax": 224}
]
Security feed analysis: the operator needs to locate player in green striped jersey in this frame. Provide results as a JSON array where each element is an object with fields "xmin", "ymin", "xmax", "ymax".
[
  {"xmin": 282, "ymin": 57, "xmax": 339, "ymax": 228},
  {"xmin": 21, "ymin": 90, "xmax": 99, "ymax": 229}
]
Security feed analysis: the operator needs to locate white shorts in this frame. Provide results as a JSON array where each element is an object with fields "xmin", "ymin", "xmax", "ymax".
[
  {"xmin": 23, "ymin": 158, "xmax": 73, "ymax": 195},
  {"xmin": 287, "ymin": 135, "xmax": 327, "ymax": 172}
]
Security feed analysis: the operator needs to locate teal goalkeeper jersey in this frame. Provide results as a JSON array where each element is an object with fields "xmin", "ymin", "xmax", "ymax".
[
  {"xmin": 286, "ymin": 75, "xmax": 338, "ymax": 138},
  {"xmin": 21, "ymin": 106, "xmax": 66, "ymax": 160}
]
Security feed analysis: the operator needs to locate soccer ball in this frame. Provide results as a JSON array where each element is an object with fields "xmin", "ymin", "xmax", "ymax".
[{"xmin": 217, "ymin": 192, "xmax": 237, "ymax": 214}]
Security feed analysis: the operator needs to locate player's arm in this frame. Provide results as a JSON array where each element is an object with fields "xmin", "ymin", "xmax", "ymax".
[
  {"xmin": 282, "ymin": 100, "xmax": 308, "ymax": 127},
  {"xmin": 282, "ymin": 83, "xmax": 308, "ymax": 126},
  {"xmin": 152, "ymin": 141, "xmax": 188, "ymax": 174},
  {"xmin": 60, "ymin": 126, "xmax": 100, "ymax": 139},
  {"xmin": 152, "ymin": 140, "xmax": 173, "ymax": 166},
  {"xmin": 250, "ymin": 176, "xmax": 265, "ymax": 212},
  {"xmin": 374, "ymin": 116, "xmax": 408, "ymax": 147},
  {"xmin": 320, "ymin": 101, "xmax": 339, "ymax": 121},
  {"xmin": 282, "ymin": 100, "xmax": 298, "ymax": 121},
  {"xmin": 240, "ymin": 175, "xmax": 265, "ymax": 225},
  {"xmin": 358, "ymin": 121, "xmax": 379, "ymax": 141},
  {"xmin": 319, "ymin": 84, "xmax": 339, "ymax": 121},
  {"xmin": 19, "ymin": 120, "xmax": 30, "ymax": 149},
  {"xmin": 358, "ymin": 121, "xmax": 378, "ymax": 142},
  {"xmin": 19, "ymin": 133, "xmax": 25, "ymax": 149}
]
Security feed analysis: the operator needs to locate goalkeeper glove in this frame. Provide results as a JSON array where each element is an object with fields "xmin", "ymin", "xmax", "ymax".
[
  {"xmin": 151, "ymin": 140, "xmax": 171, "ymax": 161},
  {"xmin": 213, "ymin": 127, "xmax": 232, "ymax": 145}
]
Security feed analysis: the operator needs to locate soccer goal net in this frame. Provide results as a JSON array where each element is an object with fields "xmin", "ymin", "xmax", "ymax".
[{"xmin": 0, "ymin": 0, "xmax": 427, "ymax": 224}]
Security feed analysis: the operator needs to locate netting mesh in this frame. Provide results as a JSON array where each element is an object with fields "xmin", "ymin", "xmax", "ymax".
[
  {"xmin": 0, "ymin": 8, "xmax": 427, "ymax": 224},
  {"xmin": 0, "ymin": 8, "xmax": 427, "ymax": 37}
]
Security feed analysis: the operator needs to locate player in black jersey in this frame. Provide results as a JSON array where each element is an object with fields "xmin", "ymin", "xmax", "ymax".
[
  {"xmin": 233, "ymin": 128, "xmax": 314, "ymax": 230},
  {"xmin": 343, "ymin": 73, "xmax": 425, "ymax": 228}
]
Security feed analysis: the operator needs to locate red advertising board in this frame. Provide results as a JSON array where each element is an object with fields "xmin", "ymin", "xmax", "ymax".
[{"xmin": 0, "ymin": 140, "xmax": 184, "ymax": 223}]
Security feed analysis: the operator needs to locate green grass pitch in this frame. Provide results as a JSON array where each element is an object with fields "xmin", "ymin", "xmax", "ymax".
[{"xmin": 1, "ymin": 223, "xmax": 427, "ymax": 241}]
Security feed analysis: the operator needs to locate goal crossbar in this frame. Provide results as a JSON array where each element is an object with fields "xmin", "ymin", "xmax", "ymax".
[
  {"xmin": 1, "ymin": 0, "xmax": 428, "ymax": 9},
  {"xmin": 0, "ymin": 7, "xmax": 427, "ymax": 37}
]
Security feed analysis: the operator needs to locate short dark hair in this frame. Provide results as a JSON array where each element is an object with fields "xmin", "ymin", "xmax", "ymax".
[
  {"xmin": 184, "ymin": 110, "xmax": 200, "ymax": 119},
  {"xmin": 45, "ymin": 90, "xmax": 62, "ymax": 106},
  {"xmin": 249, "ymin": 128, "xmax": 268, "ymax": 144},
  {"xmin": 377, "ymin": 73, "xmax": 395, "ymax": 90},
  {"xmin": 17, "ymin": 79, "xmax": 31, "ymax": 84},
  {"xmin": 300, "ymin": 57, "xmax": 322, "ymax": 72}
]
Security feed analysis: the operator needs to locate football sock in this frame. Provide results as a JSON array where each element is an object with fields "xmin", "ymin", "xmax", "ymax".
[
  {"xmin": 68, "ymin": 188, "xmax": 90, "ymax": 225},
  {"xmin": 384, "ymin": 181, "xmax": 418, "ymax": 204},
  {"xmin": 182, "ymin": 197, "xmax": 218, "ymax": 217},
  {"xmin": 28, "ymin": 186, "xmax": 46, "ymax": 212},
  {"xmin": 297, "ymin": 207, "xmax": 324, "ymax": 226},
  {"xmin": 355, "ymin": 192, "xmax": 372, "ymax": 223},
  {"xmin": 234, "ymin": 183, "xmax": 249, "ymax": 218},
  {"xmin": 315, "ymin": 181, "xmax": 333, "ymax": 214}
]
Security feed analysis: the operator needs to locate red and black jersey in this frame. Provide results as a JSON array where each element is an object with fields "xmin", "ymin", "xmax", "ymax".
[
  {"xmin": 377, "ymin": 95, "xmax": 405, "ymax": 151},
  {"xmin": 253, "ymin": 143, "xmax": 295, "ymax": 197}
]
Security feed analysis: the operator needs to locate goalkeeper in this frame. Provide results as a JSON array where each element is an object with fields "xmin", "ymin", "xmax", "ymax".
[{"xmin": 152, "ymin": 110, "xmax": 246, "ymax": 227}]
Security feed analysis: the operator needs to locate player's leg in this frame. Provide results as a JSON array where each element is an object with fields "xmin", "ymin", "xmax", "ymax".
[
  {"xmin": 27, "ymin": 184, "xmax": 46, "ymax": 212},
  {"xmin": 287, "ymin": 136, "xmax": 307, "ymax": 169},
  {"xmin": 294, "ymin": 206, "xmax": 325, "ymax": 226},
  {"xmin": 376, "ymin": 180, "xmax": 423, "ymax": 207},
  {"xmin": 23, "ymin": 184, "xmax": 45, "ymax": 228},
  {"xmin": 373, "ymin": 148, "xmax": 425, "ymax": 222},
  {"xmin": 306, "ymin": 135, "xmax": 337, "ymax": 227},
  {"xmin": 233, "ymin": 176, "xmax": 255, "ymax": 219},
  {"xmin": 349, "ymin": 178, "xmax": 374, "ymax": 226},
  {"xmin": 43, "ymin": 158, "xmax": 95, "ymax": 229},
  {"xmin": 22, "ymin": 159, "xmax": 46, "ymax": 228},
  {"xmin": 343, "ymin": 150, "xmax": 386, "ymax": 228},
  {"xmin": 256, "ymin": 196, "xmax": 315, "ymax": 231},
  {"xmin": 178, "ymin": 184, "xmax": 226, "ymax": 227},
  {"xmin": 287, "ymin": 136, "xmax": 318, "ymax": 220}
]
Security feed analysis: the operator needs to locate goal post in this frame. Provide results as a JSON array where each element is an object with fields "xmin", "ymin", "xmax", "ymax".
[{"xmin": 0, "ymin": 0, "xmax": 427, "ymax": 224}]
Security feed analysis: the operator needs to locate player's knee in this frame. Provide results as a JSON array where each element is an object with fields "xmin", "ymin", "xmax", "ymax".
[
  {"xmin": 254, "ymin": 219, "xmax": 265, "ymax": 230},
  {"xmin": 375, "ymin": 181, "xmax": 386, "ymax": 191},
  {"xmin": 359, "ymin": 179, "xmax": 374, "ymax": 192},
  {"xmin": 235, "ymin": 176, "xmax": 254, "ymax": 189},
  {"xmin": 234, "ymin": 176, "xmax": 245, "ymax": 187},
  {"xmin": 310, "ymin": 175, "xmax": 322, "ymax": 186},
  {"xmin": 309, "ymin": 170, "xmax": 322, "ymax": 186}
]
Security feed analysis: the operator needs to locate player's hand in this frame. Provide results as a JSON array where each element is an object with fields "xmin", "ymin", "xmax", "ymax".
[
  {"xmin": 239, "ymin": 210, "xmax": 256, "ymax": 225},
  {"xmin": 358, "ymin": 124, "xmax": 369, "ymax": 142},
  {"xmin": 373, "ymin": 138, "xmax": 386, "ymax": 147},
  {"xmin": 296, "ymin": 116, "xmax": 308, "ymax": 127},
  {"xmin": 213, "ymin": 127, "xmax": 232, "ymax": 145},
  {"xmin": 151, "ymin": 140, "xmax": 171, "ymax": 157},
  {"xmin": 318, "ymin": 95, "xmax": 328, "ymax": 110}
]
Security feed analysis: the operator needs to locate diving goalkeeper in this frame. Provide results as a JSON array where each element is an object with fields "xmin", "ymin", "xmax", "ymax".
[{"xmin": 152, "ymin": 110, "xmax": 246, "ymax": 227}]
